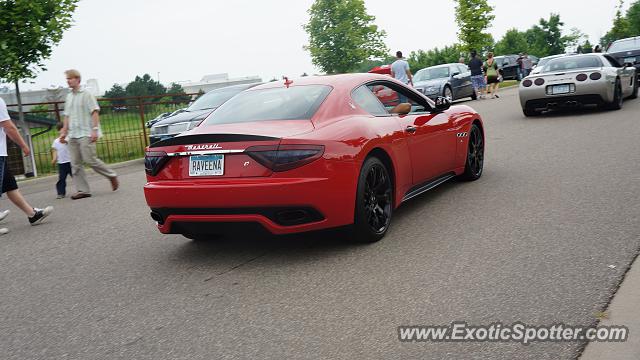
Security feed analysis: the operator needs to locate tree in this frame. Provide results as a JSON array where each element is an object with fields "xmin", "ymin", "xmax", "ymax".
[
  {"xmin": 494, "ymin": 29, "xmax": 528, "ymax": 55},
  {"xmin": 407, "ymin": 44, "xmax": 464, "ymax": 71},
  {"xmin": 0, "ymin": 0, "xmax": 79, "ymax": 176},
  {"xmin": 304, "ymin": 0, "xmax": 388, "ymax": 73},
  {"xmin": 601, "ymin": 0, "xmax": 632, "ymax": 47},
  {"xmin": 453, "ymin": 0, "xmax": 495, "ymax": 53},
  {"xmin": 628, "ymin": 0, "xmax": 640, "ymax": 35},
  {"xmin": 166, "ymin": 82, "xmax": 190, "ymax": 103},
  {"xmin": 582, "ymin": 39, "xmax": 594, "ymax": 53},
  {"xmin": 125, "ymin": 74, "xmax": 166, "ymax": 98},
  {"xmin": 104, "ymin": 84, "xmax": 127, "ymax": 106}
]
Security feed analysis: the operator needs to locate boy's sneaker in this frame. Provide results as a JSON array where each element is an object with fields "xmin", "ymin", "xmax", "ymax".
[
  {"xmin": 29, "ymin": 206, "xmax": 54, "ymax": 226},
  {"xmin": 0, "ymin": 227, "xmax": 8, "ymax": 235},
  {"xmin": 56, "ymin": 195, "xmax": 65, "ymax": 199},
  {"xmin": 0, "ymin": 209, "xmax": 9, "ymax": 222}
]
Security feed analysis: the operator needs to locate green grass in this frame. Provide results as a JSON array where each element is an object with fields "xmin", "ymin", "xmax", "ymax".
[{"xmin": 499, "ymin": 80, "xmax": 518, "ymax": 88}]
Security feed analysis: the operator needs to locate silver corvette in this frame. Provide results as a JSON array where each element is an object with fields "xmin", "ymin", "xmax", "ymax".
[{"xmin": 519, "ymin": 53, "xmax": 638, "ymax": 116}]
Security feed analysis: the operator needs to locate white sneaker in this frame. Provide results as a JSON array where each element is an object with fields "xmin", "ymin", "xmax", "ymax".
[
  {"xmin": 0, "ymin": 209, "xmax": 9, "ymax": 222},
  {"xmin": 0, "ymin": 227, "xmax": 8, "ymax": 235}
]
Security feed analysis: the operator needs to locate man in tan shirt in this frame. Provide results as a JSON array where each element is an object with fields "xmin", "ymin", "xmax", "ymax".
[{"xmin": 59, "ymin": 69, "xmax": 119, "ymax": 200}]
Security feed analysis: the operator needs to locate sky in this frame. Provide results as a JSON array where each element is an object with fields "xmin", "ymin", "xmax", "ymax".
[{"xmin": 4, "ymin": 0, "xmax": 627, "ymax": 92}]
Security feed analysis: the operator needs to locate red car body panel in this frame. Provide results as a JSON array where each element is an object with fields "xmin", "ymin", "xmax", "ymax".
[{"xmin": 144, "ymin": 73, "xmax": 483, "ymax": 236}]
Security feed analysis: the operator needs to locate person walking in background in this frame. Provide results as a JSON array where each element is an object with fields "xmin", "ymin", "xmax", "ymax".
[
  {"xmin": 51, "ymin": 122, "xmax": 72, "ymax": 199},
  {"xmin": 594, "ymin": 45, "xmax": 602, "ymax": 53},
  {"xmin": 390, "ymin": 51, "xmax": 413, "ymax": 87},
  {"xmin": 516, "ymin": 53, "xmax": 524, "ymax": 81},
  {"xmin": 59, "ymin": 69, "xmax": 119, "ymax": 200},
  {"xmin": 468, "ymin": 50, "xmax": 486, "ymax": 99},
  {"xmin": 522, "ymin": 52, "xmax": 534, "ymax": 78},
  {"xmin": 483, "ymin": 52, "xmax": 500, "ymax": 99},
  {"xmin": 0, "ymin": 98, "xmax": 54, "ymax": 235}
]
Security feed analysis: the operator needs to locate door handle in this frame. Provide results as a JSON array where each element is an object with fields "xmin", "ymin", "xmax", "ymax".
[{"xmin": 405, "ymin": 125, "xmax": 417, "ymax": 133}]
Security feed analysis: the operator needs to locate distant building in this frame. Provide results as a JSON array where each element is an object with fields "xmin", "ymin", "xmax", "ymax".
[
  {"xmin": 178, "ymin": 73, "xmax": 262, "ymax": 93},
  {"xmin": 0, "ymin": 79, "xmax": 102, "ymax": 109}
]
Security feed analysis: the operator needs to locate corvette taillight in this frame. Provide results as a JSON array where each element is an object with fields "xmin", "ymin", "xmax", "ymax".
[
  {"xmin": 245, "ymin": 144, "xmax": 325, "ymax": 172},
  {"xmin": 145, "ymin": 150, "xmax": 169, "ymax": 176},
  {"xmin": 576, "ymin": 73, "xmax": 588, "ymax": 81},
  {"xmin": 590, "ymin": 72, "xmax": 602, "ymax": 80},
  {"xmin": 534, "ymin": 78, "xmax": 545, "ymax": 86},
  {"xmin": 522, "ymin": 79, "xmax": 533, "ymax": 87}
]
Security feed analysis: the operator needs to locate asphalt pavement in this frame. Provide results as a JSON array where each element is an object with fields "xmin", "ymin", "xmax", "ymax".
[{"xmin": 1, "ymin": 86, "xmax": 639, "ymax": 359}]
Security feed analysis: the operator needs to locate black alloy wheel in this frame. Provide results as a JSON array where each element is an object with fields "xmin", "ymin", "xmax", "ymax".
[
  {"xmin": 459, "ymin": 124, "xmax": 484, "ymax": 181},
  {"xmin": 352, "ymin": 157, "xmax": 393, "ymax": 243},
  {"xmin": 606, "ymin": 78, "xmax": 623, "ymax": 110}
]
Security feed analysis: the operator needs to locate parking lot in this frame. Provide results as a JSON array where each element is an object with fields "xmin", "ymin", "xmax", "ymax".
[{"xmin": 2, "ymin": 85, "xmax": 639, "ymax": 359}]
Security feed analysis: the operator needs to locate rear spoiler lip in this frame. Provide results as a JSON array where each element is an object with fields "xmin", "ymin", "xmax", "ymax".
[{"xmin": 148, "ymin": 133, "xmax": 280, "ymax": 148}]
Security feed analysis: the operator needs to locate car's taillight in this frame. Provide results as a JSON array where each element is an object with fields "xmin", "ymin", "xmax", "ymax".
[
  {"xmin": 576, "ymin": 73, "xmax": 588, "ymax": 81},
  {"xmin": 590, "ymin": 72, "xmax": 602, "ymax": 80},
  {"xmin": 245, "ymin": 144, "xmax": 325, "ymax": 172},
  {"xmin": 534, "ymin": 78, "xmax": 545, "ymax": 86},
  {"xmin": 144, "ymin": 150, "xmax": 169, "ymax": 176},
  {"xmin": 522, "ymin": 79, "xmax": 533, "ymax": 87}
]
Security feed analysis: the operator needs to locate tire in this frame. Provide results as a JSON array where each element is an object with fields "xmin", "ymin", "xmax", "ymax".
[
  {"xmin": 470, "ymin": 88, "xmax": 478, "ymax": 100},
  {"xmin": 630, "ymin": 73, "xmax": 638, "ymax": 99},
  {"xmin": 350, "ymin": 157, "xmax": 393, "ymax": 243},
  {"xmin": 458, "ymin": 124, "xmax": 484, "ymax": 181},
  {"xmin": 523, "ymin": 107, "xmax": 539, "ymax": 117},
  {"xmin": 605, "ymin": 78, "xmax": 623, "ymax": 110},
  {"xmin": 443, "ymin": 86, "xmax": 453, "ymax": 101}
]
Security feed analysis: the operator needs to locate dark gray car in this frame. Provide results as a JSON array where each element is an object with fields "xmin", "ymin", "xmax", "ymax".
[
  {"xmin": 413, "ymin": 63, "xmax": 476, "ymax": 101},
  {"xmin": 148, "ymin": 83, "xmax": 261, "ymax": 144}
]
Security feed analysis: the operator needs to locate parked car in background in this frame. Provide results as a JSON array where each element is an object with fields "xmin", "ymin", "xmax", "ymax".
[
  {"xmin": 519, "ymin": 53, "xmax": 638, "ymax": 116},
  {"xmin": 148, "ymin": 83, "xmax": 261, "ymax": 144},
  {"xmin": 495, "ymin": 55, "xmax": 539, "ymax": 80},
  {"xmin": 494, "ymin": 55, "xmax": 521, "ymax": 80},
  {"xmin": 606, "ymin": 36, "xmax": 640, "ymax": 80},
  {"xmin": 413, "ymin": 63, "xmax": 476, "ymax": 101},
  {"xmin": 146, "ymin": 108, "xmax": 187, "ymax": 128}
]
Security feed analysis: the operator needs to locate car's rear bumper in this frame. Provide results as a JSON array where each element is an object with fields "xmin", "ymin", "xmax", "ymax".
[
  {"xmin": 524, "ymin": 94, "xmax": 606, "ymax": 110},
  {"xmin": 144, "ymin": 160, "xmax": 359, "ymax": 235}
]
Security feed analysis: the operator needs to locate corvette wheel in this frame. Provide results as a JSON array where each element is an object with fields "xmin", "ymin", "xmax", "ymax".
[
  {"xmin": 352, "ymin": 157, "xmax": 393, "ymax": 243},
  {"xmin": 606, "ymin": 78, "xmax": 623, "ymax": 110},
  {"xmin": 459, "ymin": 124, "xmax": 484, "ymax": 181}
]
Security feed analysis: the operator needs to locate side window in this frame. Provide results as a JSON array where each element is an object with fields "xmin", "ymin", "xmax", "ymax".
[
  {"xmin": 351, "ymin": 85, "xmax": 388, "ymax": 116},
  {"xmin": 366, "ymin": 83, "xmax": 428, "ymax": 114}
]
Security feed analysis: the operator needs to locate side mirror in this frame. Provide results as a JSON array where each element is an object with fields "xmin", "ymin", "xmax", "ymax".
[{"xmin": 433, "ymin": 96, "xmax": 451, "ymax": 112}]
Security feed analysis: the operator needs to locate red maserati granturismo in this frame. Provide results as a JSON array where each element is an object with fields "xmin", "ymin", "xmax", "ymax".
[{"xmin": 144, "ymin": 73, "xmax": 484, "ymax": 242}]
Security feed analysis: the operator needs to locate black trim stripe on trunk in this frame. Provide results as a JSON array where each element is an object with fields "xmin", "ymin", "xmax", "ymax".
[{"xmin": 149, "ymin": 134, "xmax": 279, "ymax": 148}]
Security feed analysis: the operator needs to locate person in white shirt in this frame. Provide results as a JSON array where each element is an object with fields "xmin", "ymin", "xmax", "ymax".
[
  {"xmin": 52, "ymin": 122, "xmax": 72, "ymax": 199},
  {"xmin": 390, "ymin": 51, "xmax": 413, "ymax": 103},
  {"xmin": 390, "ymin": 51, "xmax": 413, "ymax": 85},
  {"xmin": 0, "ymin": 98, "xmax": 54, "ymax": 235}
]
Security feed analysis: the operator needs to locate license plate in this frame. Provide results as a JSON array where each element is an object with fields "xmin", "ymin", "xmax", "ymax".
[
  {"xmin": 551, "ymin": 84, "xmax": 570, "ymax": 94},
  {"xmin": 189, "ymin": 155, "xmax": 224, "ymax": 176},
  {"xmin": 624, "ymin": 57, "xmax": 636, "ymax": 64}
]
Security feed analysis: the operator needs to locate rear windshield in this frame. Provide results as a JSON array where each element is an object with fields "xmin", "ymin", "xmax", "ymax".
[
  {"xmin": 608, "ymin": 38, "xmax": 639, "ymax": 53},
  {"xmin": 188, "ymin": 87, "xmax": 246, "ymax": 111},
  {"xmin": 202, "ymin": 85, "xmax": 332, "ymax": 125},
  {"xmin": 543, "ymin": 56, "xmax": 602, "ymax": 72},
  {"xmin": 414, "ymin": 67, "xmax": 450, "ymax": 81}
]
